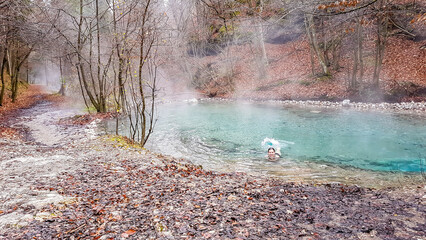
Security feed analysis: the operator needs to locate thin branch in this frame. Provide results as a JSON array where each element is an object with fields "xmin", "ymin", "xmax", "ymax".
[{"xmin": 311, "ymin": 0, "xmax": 379, "ymax": 16}]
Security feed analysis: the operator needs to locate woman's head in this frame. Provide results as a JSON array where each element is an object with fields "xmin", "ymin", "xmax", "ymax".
[{"xmin": 268, "ymin": 147, "xmax": 276, "ymax": 158}]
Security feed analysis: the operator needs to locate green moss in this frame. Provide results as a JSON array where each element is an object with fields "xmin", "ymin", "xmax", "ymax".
[
  {"xmin": 104, "ymin": 135, "xmax": 145, "ymax": 150},
  {"xmin": 299, "ymin": 80, "xmax": 313, "ymax": 86},
  {"xmin": 230, "ymin": 10, "xmax": 241, "ymax": 17},
  {"xmin": 49, "ymin": 92, "xmax": 62, "ymax": 97},
  {"xmin": 218, "ymin": 25, "xmax": 228, "ymax": 34},
  {"xmin": 84, "ymin": 106, "xmax": 97, "ymax": 113},
  {"xmin": 316, "ymin": 74, "xmax": 332, "ymax": 82}
]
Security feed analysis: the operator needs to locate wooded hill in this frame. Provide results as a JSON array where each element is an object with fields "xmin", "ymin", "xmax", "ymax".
[
  {"xmin": 169, "ymin": 0, "xmax": 425, "ymax": 102},
  {"xmin": 0, "ymin": 0, "xmax": 425, "ymax": 145}
]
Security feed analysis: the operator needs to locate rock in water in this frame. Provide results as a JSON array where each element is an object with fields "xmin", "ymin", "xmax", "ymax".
[{"xmin": 342, "ymin": 99, "xmax": 351, "ymax": 107}]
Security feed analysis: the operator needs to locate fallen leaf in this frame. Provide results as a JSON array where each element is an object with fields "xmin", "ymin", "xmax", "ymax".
[{"xmin": 121, "ymin": 229, "xmax": 137, "ymax": 238}]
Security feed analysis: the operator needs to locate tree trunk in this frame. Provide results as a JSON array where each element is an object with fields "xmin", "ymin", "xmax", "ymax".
[
  {"xmin": 304, "ymin": 14, "xmax": 330, "ymax": 76},
  {"xmin": 112, "ymin": 0, "xmax": 126, "ymax": 114},
  {"xmin": 372, "ymin": 0, "xmax": 388, "ymax": 88},
  {"xmin": 0, "ymin": 49, "xmax": 6, "ymax": 106},
  {"xmin": 6, "ymin": 47, "xmax": 22, "ymax": 103},
  {"xmin": 331, "ymin": 38, "xmax": 342, "ymax": 70},
  {"xmin": 11, "ymin": 67, "xmax": 19, "ymax": 103},
  {"xmin": 304, "ymin": 15, "xmax": 316, "ymax": 75},
  {"xmin": 258, "ymin": 0, "xmax": 268, "ymax": 67},
  {"xmin": 76, "ymin": 0, "xmax": 100, "ymax": 112},
  {"xmin": 95, "ymin": 0, "xmax": 106, "ymax": 113},
  {"xmin": 358, "ymin": 18, "xmax": 364, "ymax": 84},
  {"xmin": 142, "ymin": 62, "xmax": 157, "ymax": 146},
  {"xmin": 6, "ymin": 47, "xmax": 16, "ymax": 102},
  {"xmin": 138, "ymin": 0, "xmax": 153, "ymax": 146},
  {"xmin": 250, "ymin": 0, "xmax": 268, "ymax": 80},
  {"xmin": 76, "ymin": 64, "xmax": 91, "ymax": 113},
  {"xmin": 321, "ymin": 17, "xmax": 331, "ymax": 69},
  {"xmin": 0, "ymin": 47, "xmax": 7, "ymax": 106},
  {"xmin": 139, "ymin": 42, "xmax": 147, "ymax": 146},
  {"xmin": 351, "ymin": 45, "xmax": 359, "ymax": 89},
  {"xmin": 44, "ymin": 59, "xmax": 48, "ymax": 86},
  {"xmin": 26, "ymin": 65, "xmax": 29, "ymax": 83},
  {"xmin": 117, "ymin": 58, "xmax": 125, "ymax": 112},
  {"xmin": 350, "ymin": 18, "xmax": 364, "ymax": 90},
  {"xmin": 58, "ymin": 57, "xmax": 65, "ymax": 96}
]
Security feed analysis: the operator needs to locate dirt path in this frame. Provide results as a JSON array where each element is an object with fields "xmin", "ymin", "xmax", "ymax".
[
  {"xmin": 0, "ymin": 99, "xmax": 93, "ymax": 228},
  {"xmin": 0, "ymin": 99, "xmax": 425, "ymax": 239}
]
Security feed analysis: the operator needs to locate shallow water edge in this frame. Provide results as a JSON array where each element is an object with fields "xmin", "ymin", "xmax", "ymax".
[
  {"xmin": 102, "ymin": 98, "xmax": 426, "ymax": 189},
  {"xmin": 182, "ymin": 97, "xmax": 426, "ymax": 113}
]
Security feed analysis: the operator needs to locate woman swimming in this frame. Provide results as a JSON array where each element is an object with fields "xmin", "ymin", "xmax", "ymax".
[{"xmin": 267, "ymin": 147, "xmax": 281, "ymax": 160}]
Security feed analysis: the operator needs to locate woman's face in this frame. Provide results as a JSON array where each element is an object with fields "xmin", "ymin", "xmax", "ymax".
[{"xmin": 268, "ymin": 149, "xmax": 275, "ymax": 158}]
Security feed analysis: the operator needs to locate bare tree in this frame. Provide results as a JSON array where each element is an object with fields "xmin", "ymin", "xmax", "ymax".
[
  {"xmin": 43, "ymin": 0, "xmax": 115, "ymax": 112},
  {"xmin": 1, "ymin": 1, "xmax": 44, "ymax": 103},
  {"xmin": 124, "ymin": 0, "xmax": 162, "ymax": 146},
  {"xmin": 304, "ymin": 12, "xmax": 331, "ymax": 76},
  {"xmin": 372, "ymin": 0, "xmax": 389, "ymax": 88},
  {"xmin": 0, "ymin": 48, "xmax": 6, "ymax": 106},
  {"xmin": 0, "ymin": 2, "xmax": 11, "ymax": 105},
  {"xmin": 350, "ymin": 15, "xmax": 365, "ymax": 90}
]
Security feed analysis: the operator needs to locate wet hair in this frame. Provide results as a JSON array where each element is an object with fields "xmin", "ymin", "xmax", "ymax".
[{"xmin": 268, "ymin": 147, "xmax": 275, "ymax": 152}]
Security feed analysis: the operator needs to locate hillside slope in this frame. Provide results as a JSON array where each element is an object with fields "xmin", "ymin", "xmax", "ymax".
[{"xmin": 212, "ymin": 36, "xmax": 425, "ymax": 102}]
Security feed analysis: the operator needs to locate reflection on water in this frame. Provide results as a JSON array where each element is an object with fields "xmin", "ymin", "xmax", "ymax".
[{"xmin": 100, "ymin": 100, "xmax": 426, "ymax": 188}]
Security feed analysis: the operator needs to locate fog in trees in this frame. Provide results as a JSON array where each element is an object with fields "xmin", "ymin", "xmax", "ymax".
[{"xmin": 1, "ymin": 0, "xmax": 424, "ymax": 145}]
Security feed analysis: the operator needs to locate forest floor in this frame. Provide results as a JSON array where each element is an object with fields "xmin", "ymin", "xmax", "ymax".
[
  {"xmin": 0, "ymin": 88, "xmax": 425, "ymax": 239},
  {"xmin": 181, "ymin": 36, "xmax": 425, "ymax": 103}
]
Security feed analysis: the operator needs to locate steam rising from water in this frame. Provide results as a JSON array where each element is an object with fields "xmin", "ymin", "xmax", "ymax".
[{"xmin": 100, "ymin": 100, "xmax": 426, "ymax": 189}]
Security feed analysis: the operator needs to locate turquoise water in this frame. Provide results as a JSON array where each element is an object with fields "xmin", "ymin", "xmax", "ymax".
[{"xmin": 104, "ymin": 101, "xmax": 426, "ymax": 175}]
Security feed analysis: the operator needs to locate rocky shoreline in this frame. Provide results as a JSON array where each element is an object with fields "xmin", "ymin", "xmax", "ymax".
[
  {"xmin": 276, "ymin": 99, "xmax": 425, "ymax": 112},
  {"xmin": 194, "ymin": 98, "xmax": 426, "ymax": 113}
]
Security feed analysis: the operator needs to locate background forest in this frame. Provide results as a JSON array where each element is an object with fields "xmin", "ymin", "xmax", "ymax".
[{"xmin": 0, "ymin": 0, "xmax": 425, "ymax": 145}]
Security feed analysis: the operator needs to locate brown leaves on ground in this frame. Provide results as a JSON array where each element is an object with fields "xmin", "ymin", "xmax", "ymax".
[
  {"xmin": 0, "ymin": 85, "xmax": 46, "ymax": 120},
  {"xmin": 0, "ymin": 127, "xmax": 23, "ymax": 141},
  {"xmin": 59, "ymin": 112, "xmax": 117, "ymax": 125},
  {"xmin": 121, "ymin": 229, "xmax": 137, "ymax": 238},
  {"xmin": 0, "ymin": 85, "xmax": 75, "ymax": 142},
  {"xmin": 0, "ymin": 81, "xmax": 115, "ymax": 127},
  {"xmin": 0, "ymin": 85, "xmax": 49, "ymax": 141},
  {"xmin": 6, "ymin": 155, "xmax": 425, "ymax": 239},
  {"xmin": 42, "ymin": 93, "xmax": 73, "ymax": 107},
  {"xmin": 183, "ymin": 35, "xmax": 425, "ymax": 102},
  {"xmin": 0, "ymin": 96, "xmax": 424, "ymax": 239}
]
